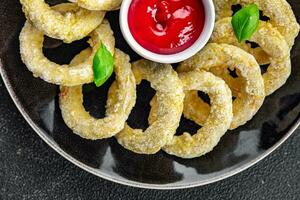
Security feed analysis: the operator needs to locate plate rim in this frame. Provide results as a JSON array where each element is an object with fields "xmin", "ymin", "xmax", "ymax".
[{"xmin": 0, "ymin": 60, "xmax": 299, "ymax": 190}]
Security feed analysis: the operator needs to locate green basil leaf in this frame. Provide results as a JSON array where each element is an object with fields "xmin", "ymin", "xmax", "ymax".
[
  {"xmin": 93, "ymin": 43, "xmax": 114, "ymax": 87},
  {"xmin": 231, "ymin": 4, "xmax": 260, "ymax": 42}
]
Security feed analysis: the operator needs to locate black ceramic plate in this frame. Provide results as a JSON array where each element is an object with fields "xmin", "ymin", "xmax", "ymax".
[{"xmin": 0, "ymin": 0, "xmax": 300, "ymax": 189}]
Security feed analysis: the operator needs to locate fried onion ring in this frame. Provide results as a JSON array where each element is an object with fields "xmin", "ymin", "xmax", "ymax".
[
  {"xmin": 20, "ymin": 17, "xmax": 115, "ymax": 86},
  {"xmin": 211, "ymin": 18, "xmax": 291, "ymax": 95},
  {"xmin": 213, "ymin": 0, "xmax": 300, "ymax": 48},
  {"xmin": 19, "ymin": 2, "xmax": 105, "ymax": 43},
  {"xmin": 115, "ymin": 60, "xmax": 184, "ymax": 154},
  {"xmin": 59, "ymin": 49, "xmax": 136, "ymax": 140},
  {"xmin": 178, "ymin": 43, "xmax": 265, "ymax": 130},
  {"xmin": 149, "ymin": 71, "xmax": 233, "ymax": 159},
  {"xmin": 68, "ymin": 0, "xmax": 122, "ymax": 11}
]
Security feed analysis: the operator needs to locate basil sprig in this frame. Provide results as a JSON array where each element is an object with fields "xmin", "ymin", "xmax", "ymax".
[
  {"xmin": 93, "ymin": 43, "xmax": 114, "ymax": 87},
  {"xmin": 231, "ymin": 4, "xmax": 260, "ymax": 42}
]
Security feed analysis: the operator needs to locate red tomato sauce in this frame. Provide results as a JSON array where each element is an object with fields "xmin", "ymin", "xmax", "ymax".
[{"xmin": 128, "ymin": 0, "xmax": 205, "ymax": 55}]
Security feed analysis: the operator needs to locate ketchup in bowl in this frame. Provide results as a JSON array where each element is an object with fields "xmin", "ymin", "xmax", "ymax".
[{"xmin": 128, "ymin": 0, "xmax": 205, "ymax": 55}]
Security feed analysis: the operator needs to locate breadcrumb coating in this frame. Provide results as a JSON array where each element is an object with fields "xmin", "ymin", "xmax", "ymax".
[
  {"xmin": 179, "ymin": 43, "xmax": 265, "ymax": 130},
  {"xmin": 59, "ymin": 49, "xmax": 136, "ymax": 139},
  {"xmin": 19, "ymin": 2, "xmax": 105, "ymax": 43},
  {"xmin": 116, "ymin": 60, "xmax": 184, "ymax": 154},
  {"xmin": 211, "ymin": 18, "xmax": 291, "ymax": 95},
  {"xmin": 213, "ymin": 0, "xmax": 300, "ymax": 48},
  {"xmin": 20, "ymin": 17, "xmax": 114, "ymax": 86},
  {"xmin": 161, "ymin": 71, "xmax": 233, "ymax": 158}
]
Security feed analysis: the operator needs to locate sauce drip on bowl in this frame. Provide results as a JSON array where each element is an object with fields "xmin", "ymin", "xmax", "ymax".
[{"xmin": 128, "ymin": 0, "xmax": 205, "ymax": 55}]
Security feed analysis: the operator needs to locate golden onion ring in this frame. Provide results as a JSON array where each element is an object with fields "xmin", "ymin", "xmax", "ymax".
[
  {"xmin": 19, "ymin": 2, "xmax": 105, "ymax": 43},
  {"xmin": 178, "ymin": 43, "xmax": 265, "ymax": 130},
  {"xmin": 68, "ymin": 0, "xmax": 122, "ymax": 11},
  {"xmin": 59, "ymin": 49, "xmax": 136, "ymax": 140},
  {"xmin": 115, "ymin": 60, "xmax": 184, "ymax": 154},
  {"xmin": 148, "ymin": 84, "xmax": 210, "ymax": 128},
  {"xmin": 213, "ymin": 0, "xmax": 300, "ymax": 48},
  {"xmin": 149, "ymin": 71, "xmax": 233, "ymax": 159},
  {"xmin": 19, "ymin": 18, "xmax": 115, "ymax": 86},
  {"xmin": 211, "ymin": 18, "xmax": 291, "ymax": 95}
]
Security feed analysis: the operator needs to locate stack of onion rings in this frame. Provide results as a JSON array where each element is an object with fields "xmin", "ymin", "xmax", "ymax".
[
  {"xmin": 213, "ymin": 0, "xmax": 300, "ymax": 48},
  {"xmin": 18, "ymin": 0, "xmax": 300, "ymax": 159},
  {"xmin": 116, "ymin": 60, "xmax": 184, "ymax": 154},
  {"xmin": 179, "ymin": 43, "xmax": 265, "ymax": 130},
  {"xmin": 211, "ymin": 18, "xmax": 291, "ymax": 95},
  {"xmin": 20, "ymin": 4, "xmax": 115, "ymax": 86},
  {"xmin": 149, "ymin": 71, "xmax": 233, "ymax": 158}
]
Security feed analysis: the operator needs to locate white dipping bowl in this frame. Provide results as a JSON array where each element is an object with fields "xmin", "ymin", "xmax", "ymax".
[{"xmin": 119, "ymin": 0, "xmax": 215, "ymax": 64}]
